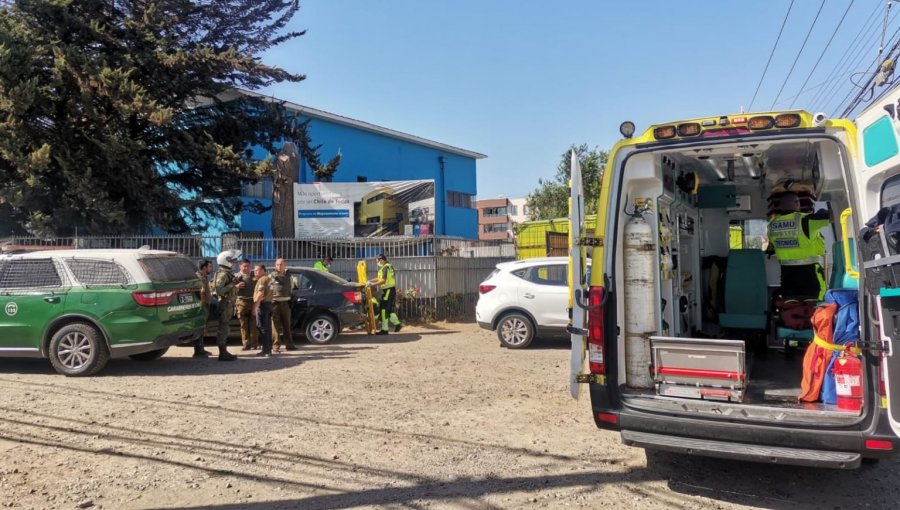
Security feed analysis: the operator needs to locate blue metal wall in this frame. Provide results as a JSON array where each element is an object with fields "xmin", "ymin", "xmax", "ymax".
[{"xmin": 241, "ymin": 115, "xmax": 479, "ymax": 239}]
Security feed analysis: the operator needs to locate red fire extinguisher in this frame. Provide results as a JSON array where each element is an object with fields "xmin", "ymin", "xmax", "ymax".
[{"xmin": 833, "ymin": 351, "xmax": 863, "ymax": 412}]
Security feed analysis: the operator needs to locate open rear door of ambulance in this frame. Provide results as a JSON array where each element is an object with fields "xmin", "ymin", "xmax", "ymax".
[
  {"xmin": 855, "ymin": 82, "xmax": 900, "ymax": 437},
  {"xmin": 568, "ymin": 150, "xmax": 587, "ymax": 399}
]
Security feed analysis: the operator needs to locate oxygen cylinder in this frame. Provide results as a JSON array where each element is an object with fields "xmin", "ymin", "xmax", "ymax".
[
  {"xmin": 833, "ymin": 352, "xmax": 863, "ymax": 411},
  {"xmin": 624, "ymin": 211, "xmax": 657, "ymax": 389}
]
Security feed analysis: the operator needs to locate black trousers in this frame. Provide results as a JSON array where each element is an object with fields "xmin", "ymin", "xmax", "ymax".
[{"xmin": 256, "ymin": 301, "xmax": 274, "ymax": 354}]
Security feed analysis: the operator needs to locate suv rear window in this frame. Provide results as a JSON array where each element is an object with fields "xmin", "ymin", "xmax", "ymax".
[
  {"xmin": 66, "ymin": 259, "xmax": 133, "ymax": 286},
  {"xmin": 139, "ymin": 256, "xmax": 198, "ymax": 283}
]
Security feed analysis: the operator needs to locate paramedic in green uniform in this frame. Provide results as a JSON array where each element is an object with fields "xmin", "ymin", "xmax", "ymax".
[
  {"xmin": 367, "ymin": 253, "xmax": 401, "ymax": 335},
  {"xmin": 767, "ymin": 192, "xmax": 831, "ymax": 300}
]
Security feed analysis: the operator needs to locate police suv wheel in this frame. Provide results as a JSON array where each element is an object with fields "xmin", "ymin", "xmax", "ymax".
[
  {"xmin": 497, "ymin": 313, "xmax": 534, "ymax": 349},
  {"xmin": 48, "ymin": 323, "xmax": 109, "ymax": 376},
  {"xmin": 306, "ymin": 314, "xmax": 338, "ymax": 344}
]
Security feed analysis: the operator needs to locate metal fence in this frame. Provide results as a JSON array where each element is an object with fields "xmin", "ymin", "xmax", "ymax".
[{"xmin": 1, "ymin": 235, "xmax": 515, "ymax": 322}]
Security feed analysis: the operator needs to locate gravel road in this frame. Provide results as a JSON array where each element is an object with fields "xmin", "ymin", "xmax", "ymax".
[{"xmin": 0, "ymin": 323, "xmax": 897, "ymax": 509}]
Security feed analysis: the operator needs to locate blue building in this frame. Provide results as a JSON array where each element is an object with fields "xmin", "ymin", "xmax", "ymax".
[{"xmin": 236, "ymin": 91, "xmax": 485, "ymax": 239}]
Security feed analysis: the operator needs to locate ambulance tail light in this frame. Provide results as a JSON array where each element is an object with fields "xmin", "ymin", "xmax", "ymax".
[
  {"xmin": 677, "ymin": 123, "xmax": 701, "ymax": 137},
  {"xmin": 653, "ymin": 125, "xmax": 676, "ymax": 140},
  {"xmin": 748, "ymin": 116, "xmax": 775, "ymax": 130},
  {"xmin": 588, "ymin": 286, "xmax": 606, "ymax": 374},
  {"xmin": 775, "ymin": 113, "xmax": 801, "ymax": 128}
]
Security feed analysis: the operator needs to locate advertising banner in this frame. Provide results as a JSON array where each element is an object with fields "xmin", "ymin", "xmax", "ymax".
[{"xmin": 294, "ymin": 180, "xmax": 435, "ymax": 238}]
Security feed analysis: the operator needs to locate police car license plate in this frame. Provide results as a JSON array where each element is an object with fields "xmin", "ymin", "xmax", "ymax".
[{"xmin": 178, "ymin": 293, "xmax": 195, "ymax": 304}]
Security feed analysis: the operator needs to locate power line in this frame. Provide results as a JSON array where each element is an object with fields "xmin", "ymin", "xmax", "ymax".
[
  {"xmin": 770, "ymin": 0, "xmax": 827, "ymax": 110},
  {"xmin": 840, "ymin": 20, "xmax": 900, "ymax": 116},
  {"xmin": 816, "ymin": 3, "xmax": 899, "ymax": 113},
  {"xmin": 810, "ymin": 1, "xmax": 884, "ymax": 110},
  {"xmin": 789, "ymin": 1, "xmax": 855, "ymax": 109},
  {"xmin": 748, "ymin": 0, "xmax": 795, "ymax": 112},
  {"xmin": 833, "ymin": 5, "xmax": 900, "ymax": 115}
]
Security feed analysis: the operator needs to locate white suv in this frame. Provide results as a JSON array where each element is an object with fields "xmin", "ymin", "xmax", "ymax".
[{"xmin": 476, "ymin": 257, "xmax": 570, "ymax": 348}]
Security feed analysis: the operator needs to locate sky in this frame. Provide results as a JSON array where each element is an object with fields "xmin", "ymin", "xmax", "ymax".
[{"xmin": 258, "ymin": 0, "xmax": 894, "ymax": 200}]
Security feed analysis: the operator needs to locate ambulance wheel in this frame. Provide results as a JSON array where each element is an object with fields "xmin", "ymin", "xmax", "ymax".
[{"xmin": 497, "ymin": 313, "xmax": 534, "ymax": 349}]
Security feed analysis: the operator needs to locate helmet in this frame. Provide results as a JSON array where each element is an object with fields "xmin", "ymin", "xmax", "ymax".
[{"xmin": 216, "ymin": 249, "xmax": 242, "ymax": 269}]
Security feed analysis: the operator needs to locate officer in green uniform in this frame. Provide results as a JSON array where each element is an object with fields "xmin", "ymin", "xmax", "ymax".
[
  {"xmin": 367, "ymin": 253, "xmax": 401, "ymax": 335},
  {"xmin": 271, "ymin": 258, "xmax": 298, "ymax": 352},
  {"xmin": 313, "ymin": 256, "xmax": 333, "ymax": 272},
  {"xmin": 253, "ymin": 264, "xmax": 275, "ymax": 357},
  {"xmin": 234, "ymin": 259, "xmax": 259, "ymax": 350},
  {"xmin": 213, "ymin": 249, "xmax": 243, "ymax": 361},
  {"xmin": 193, "ymin": 259, "xmax": 213, "ymax": 358},
  {"xmin": 767, "ymin": 192, "xmax": 831, "ymax": 300}
]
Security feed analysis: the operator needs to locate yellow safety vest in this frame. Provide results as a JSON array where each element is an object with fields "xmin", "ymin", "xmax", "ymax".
[
  {"xmin": 767, "ymin": 212, "xmax": 825, "ymax": 265},
  {"xmin": 377, "ymin": 262, "xmax": 395, "ymax": 289}
]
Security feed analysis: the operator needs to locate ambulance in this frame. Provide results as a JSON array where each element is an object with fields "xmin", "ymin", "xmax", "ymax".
[{"xmin": 568, "ymin": 88, "xmax": 900, "ymax": 468}]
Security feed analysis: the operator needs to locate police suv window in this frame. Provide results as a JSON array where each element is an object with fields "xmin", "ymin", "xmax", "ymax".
[
  {"xmin": 882, "ymin": 173, "xmax": 900, "ymax": 208},
  {"xmin": 66, "ymin": 259, "xmax": 132, "ymax": 286},
  {"xmin": 139, "ymin": 256, "xmax": 198, "ymax": 283},
  {"xmin": 0, "ymin": 259, "xmax": 63, "ymax": 289}
]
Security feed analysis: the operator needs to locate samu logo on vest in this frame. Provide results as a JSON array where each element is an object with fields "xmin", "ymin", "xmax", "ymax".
[{"xmin": 770, "ymin": 219, "xmax": 797, "ymax": 231}]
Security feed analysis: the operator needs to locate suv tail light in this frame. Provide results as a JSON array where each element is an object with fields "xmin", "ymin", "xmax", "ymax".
[
  {"xmin": 588, "ymin": 286, "xmax": 605, "ymax": 374},
  {"xmin": 132, "ymin": 290, "xmax": 176, "ymax": 307},
  {"xmin": 479, "ymin": 284, "xmax": 496, "ymax": 294},
  {"xmin": 343, "ymin": 290, "xmax": 362, "ymax": 304}
]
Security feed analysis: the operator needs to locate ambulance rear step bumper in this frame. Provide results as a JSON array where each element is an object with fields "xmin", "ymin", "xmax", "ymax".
[{"xmin": 621, "ymin": 430, "xmax": 861, "ymax": 469}]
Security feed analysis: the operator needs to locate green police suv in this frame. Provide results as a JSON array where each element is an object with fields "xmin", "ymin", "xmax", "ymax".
[{"xmin": 0, "ymin": 249, "xmax": 206, "ymax": 376}]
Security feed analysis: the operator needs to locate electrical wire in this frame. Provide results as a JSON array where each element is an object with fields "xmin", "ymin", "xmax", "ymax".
[
  {"xmin": 789, "ymin": 1, "xmax": 855, "ymax": 109},
  {"xmin": 837, "ymin": 12, "xmax": 900, "ymax": 115},
  {"xmin": 840, "ymin": 20, "xmax": 900, "ymax": 116},
  {"xmin": 748, "ymin": 0, "xmax": 795, "ymax": 112},
  {"xmin": 817, "ymin": 2, "xmax": 899, "ymax": 113},
  {"xmin": 770, "ymin": 0, "xmax": 827, "ymax": 110},
  {"xmin": 809, "ymin": 1, "xmax": 883, "ymax": 108}
]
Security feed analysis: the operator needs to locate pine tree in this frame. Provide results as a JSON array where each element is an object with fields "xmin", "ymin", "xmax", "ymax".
[{"xmin": 0, "ymin": 0, "xmax": 307, "ymax": 236}]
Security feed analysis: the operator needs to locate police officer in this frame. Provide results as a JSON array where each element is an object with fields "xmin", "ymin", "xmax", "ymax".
[
  {"xmin": 367, "ymin": 253, "xmax": 401, "ymax": 335},
  {"xmin": 253, "ymin": 264, "xmax": 275, "ymax": 357},
  {"xmin": 767, "ymin": 192, "xmax": 831, "ymax": 300},
  {"xmin": 271, "ymin": 258, "xmax": 298, "ymax": 352},
  {"xmin": 234, "ymin": 259, "xmax": 259, "ymax": 351},
  {"xmin": 313, "ymin": 256, "xmax": 333, "ymax": 272},
  {"xmin": 213, "ymin": 249, "xmax": 244, "ymax": 361},
  {"xmin": 193, "ymin": 259, "xmax": 213, "ymax": 358}
]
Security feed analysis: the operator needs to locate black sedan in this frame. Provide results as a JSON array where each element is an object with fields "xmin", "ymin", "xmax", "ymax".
[
  {"xmin": 288, "ymin": 267, "xmax": 367, "ymax": 343},
  {"xmin": 207, "ymin": 267, "xmax": 367, "ymax": 344}
]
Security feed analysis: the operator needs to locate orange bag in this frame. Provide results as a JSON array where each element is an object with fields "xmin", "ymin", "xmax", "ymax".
[{"xmin": 798, "ymin": 303, "xmax": 841, "ymax": 402}]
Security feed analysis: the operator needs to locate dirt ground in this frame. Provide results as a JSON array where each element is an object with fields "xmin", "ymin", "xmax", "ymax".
[{"xmin": 0, "ymin": 322, "xmax": 898, "ymax": 510}]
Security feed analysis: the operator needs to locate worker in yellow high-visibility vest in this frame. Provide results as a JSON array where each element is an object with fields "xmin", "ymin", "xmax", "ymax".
[
  {"xmin": 367, "ymin": 253, "xmax": 401, "ymax": 335},
  {"xmin": 767, "ymin": 192, "xmax": 831, "ymax": 300}
]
